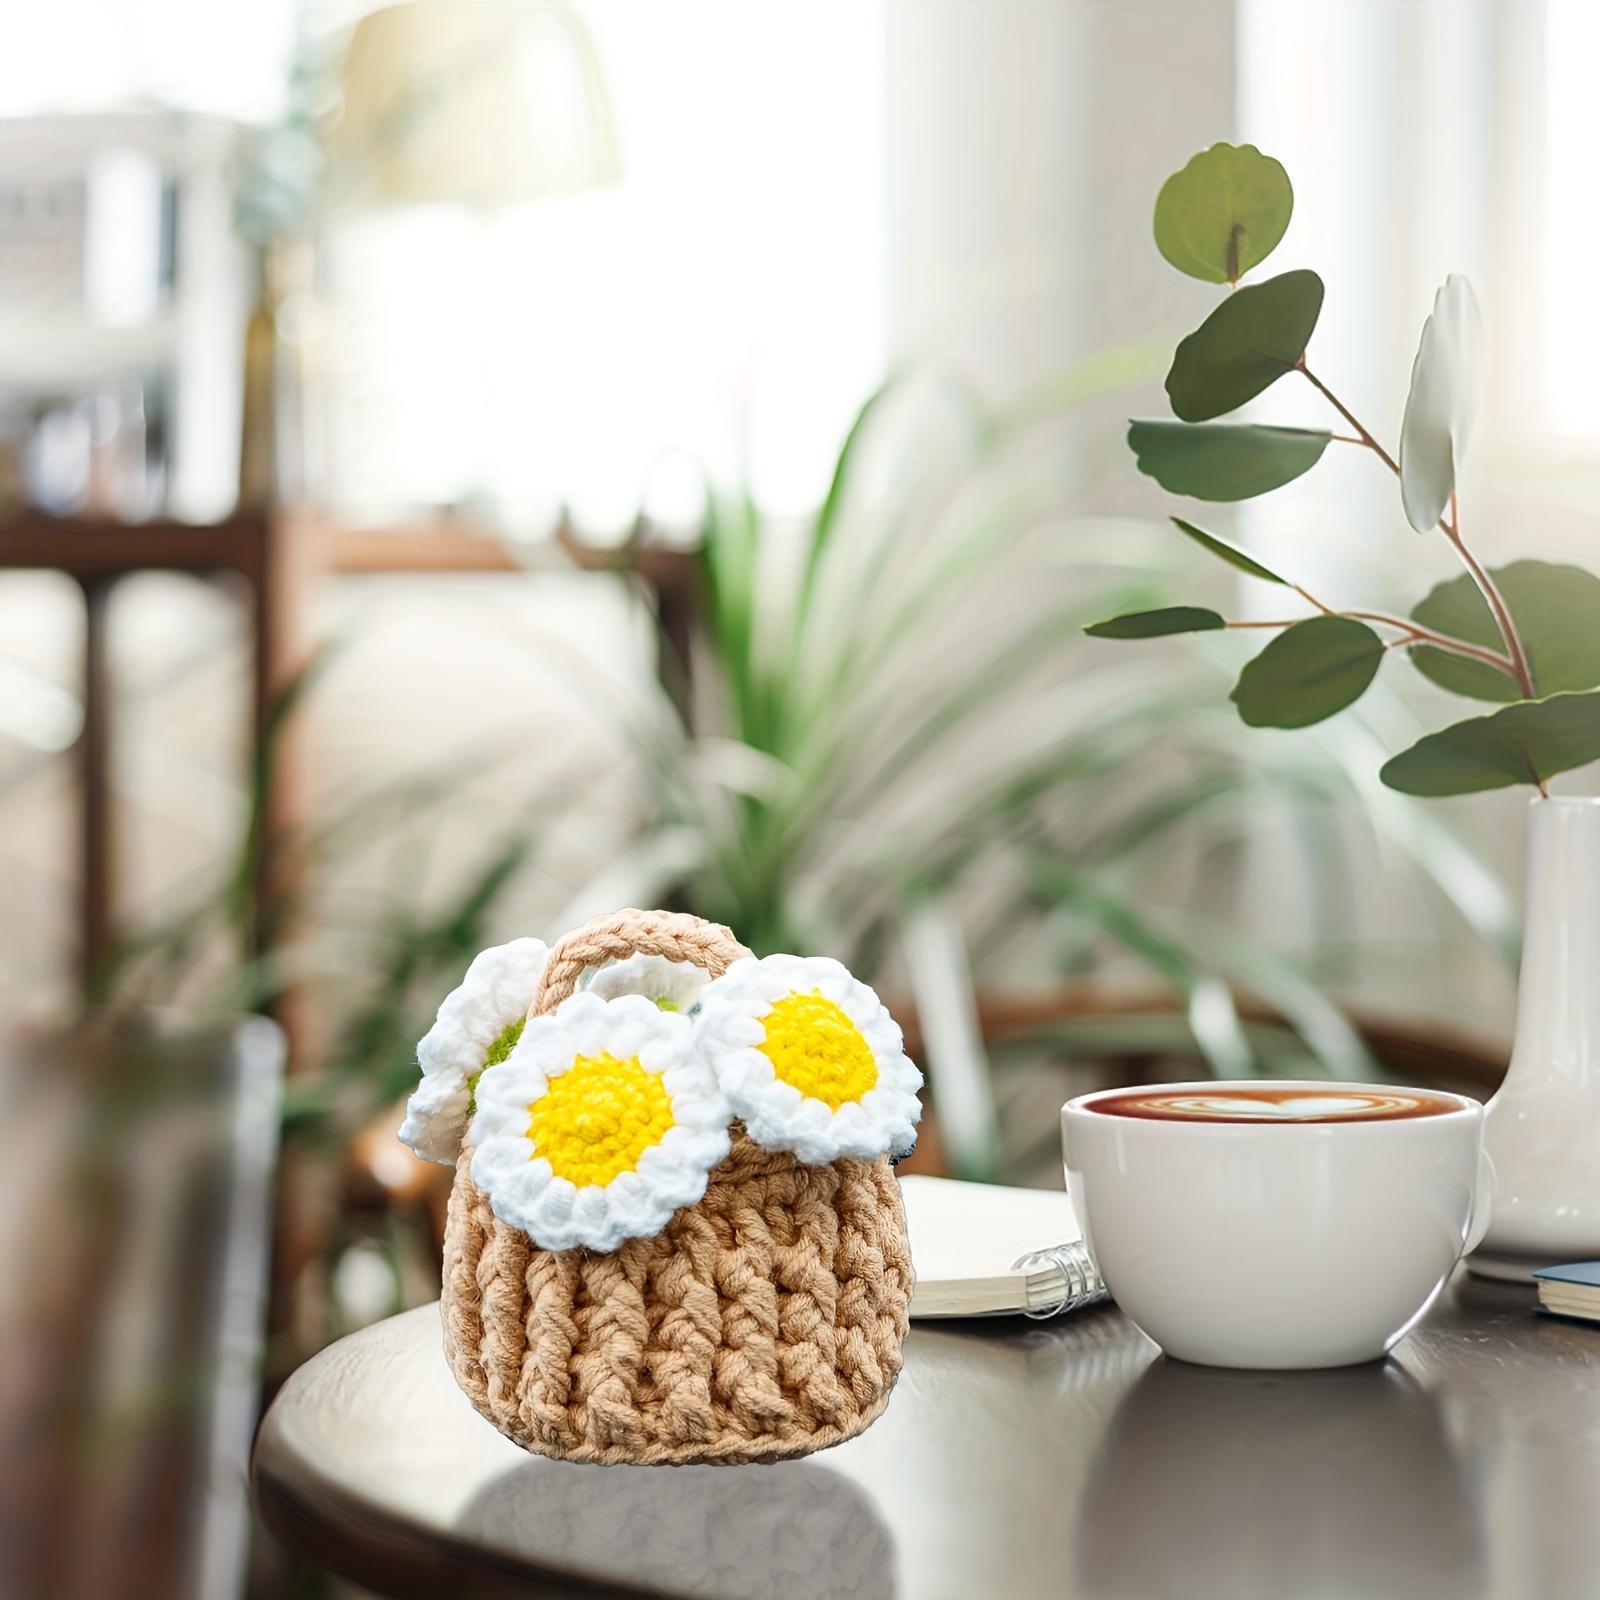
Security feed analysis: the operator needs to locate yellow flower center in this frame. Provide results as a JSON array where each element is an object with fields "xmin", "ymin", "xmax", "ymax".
[
  {"xmin": 527, "ymin": 1052, "xmax": 676, "ymax": 1188},
  {"xmin": 757, "ymin": 990, "xmax": 878, "ymax": 1110}
]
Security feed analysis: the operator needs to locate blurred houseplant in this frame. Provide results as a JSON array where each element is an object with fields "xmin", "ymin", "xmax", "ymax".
[
  {"xmin": 91, "ymin": 647, "xmax": 563, "ymax": 1346},
  {"xmin": 563, "ymin": 343, "xmax": 1517, "ymax": 1179},
  {"xmin": 1088, "ymin": 140, "xmax": 1600, "ymax": 1270}
]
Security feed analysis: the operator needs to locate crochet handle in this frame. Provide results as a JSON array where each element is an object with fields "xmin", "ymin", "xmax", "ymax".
[{"xmin": 528, "ymin": 908, "xmax": 753, "ymax": 1020}]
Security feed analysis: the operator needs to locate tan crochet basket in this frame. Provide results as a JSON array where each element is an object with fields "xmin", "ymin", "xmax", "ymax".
[{"xmin": 441, "ymin": 909, "xmax": 915, "ymax": 1466}]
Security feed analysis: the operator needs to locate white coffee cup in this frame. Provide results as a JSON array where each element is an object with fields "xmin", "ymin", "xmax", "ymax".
[{"xmin": 1061, "ymin": 1080, "xmax": 1493, "ymax": 1369}]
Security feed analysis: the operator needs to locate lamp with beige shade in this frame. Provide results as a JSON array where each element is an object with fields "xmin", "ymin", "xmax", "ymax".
[{"xmin": 323, "ymin": 0, "xmax": 620, "ymax": 212}]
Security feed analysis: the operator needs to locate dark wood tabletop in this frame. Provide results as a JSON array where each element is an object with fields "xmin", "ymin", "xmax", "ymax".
[{"xmin": 252, "ymin": 1268, "xmax": 1600, "ymax": 1600}]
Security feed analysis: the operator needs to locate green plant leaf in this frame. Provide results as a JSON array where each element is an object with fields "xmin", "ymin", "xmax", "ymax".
[
  {"xmin": 1399, "ymin": 274, "xmax": 1482, "ymax": 533},
  {"xmin": 1165, "ymin": 270, "xmax": 1325, "ymax": 422},
  {"xmin": 1380, "ymin": 691, "xmax": 1600, "ymax": 795},
  {"xmin": 1230, "ymin": 616, "xmax": 1384, "ymax": 727},
  {"xmin": 803, "ymin": 375, "xmax": 894, "ymax": 608},
  {"xmin": 1409, "ymin": 560, "xmax": 1600, "ymax": 703},
  {"xmin": 1084, "ymin": 606, "xmax": 1227, "ymax": 639},
  {"xmin": 1130, "ymin": 420, "xmax": 1331, "ymax": 500},
  {"xmin": 1169, "ymin": 518, "xmax": 1287, "ymax": 584},
  {"xmin": 1154, "ymin": 143, "xmax": 1294, "ymax": 285}
]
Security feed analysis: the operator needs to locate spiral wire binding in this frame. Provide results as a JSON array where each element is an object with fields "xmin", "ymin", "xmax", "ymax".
[{"xmin": 1011, "ymin": 1241, "xmax": 1110, "ymax": 1320}]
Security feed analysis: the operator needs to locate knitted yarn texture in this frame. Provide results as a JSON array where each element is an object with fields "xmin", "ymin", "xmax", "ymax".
[{"xmin": 439, "ymin": 909, "xmax": 915, "ymax": 1465}]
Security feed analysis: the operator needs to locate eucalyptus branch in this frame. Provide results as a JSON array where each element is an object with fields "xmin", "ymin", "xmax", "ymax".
[
  {"xmin": 1127, "ymin": 142, "xmax": 1578, "ymax": 797},
  {"xmin": 1226, "ymin": 601, "xmax": 1521, "ymax": 678},
  {"xmin": 1341, "ymin": 610, "xmax": 1519, "ymax": 674},
  {"xmin": 1291, "ymin": 571, "xmax": 1515, "ymax": 675},
  {"xmin": 1297, "ymin": 360, "xmax": 1400, "ymax": 475},
  {"xmin": 1443, "ymin": 495, "xmax": 1536, "ymax": 700},
  {"xmin": 1296, "ymin": 367, "xmax": 1535, "ymax": 699}
]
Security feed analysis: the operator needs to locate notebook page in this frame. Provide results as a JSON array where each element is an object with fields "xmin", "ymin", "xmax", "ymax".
[{"xmin": 899, "ymin": 1176, "xmax": 1083, "ymax": 1315}]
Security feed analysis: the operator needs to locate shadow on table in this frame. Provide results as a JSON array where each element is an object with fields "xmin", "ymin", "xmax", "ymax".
[
  {"xmin": 1076, "ymin": 1357, "xmax": 1483, "ymax": 1600},
  {"xmin": 457, "ymin": 1454, "xmax": 897, "ymax": 1600}
]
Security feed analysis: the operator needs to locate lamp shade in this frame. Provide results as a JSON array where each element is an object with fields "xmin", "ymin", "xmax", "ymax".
[{"xmin": 326, "ymin": 1, "xmax": 621, "ymax": 209}]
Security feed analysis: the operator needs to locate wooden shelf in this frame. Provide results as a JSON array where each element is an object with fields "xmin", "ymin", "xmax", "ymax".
[
  {"xmin": 0, "ymin": 505, "xmax": 554, "ymax": 1006},
  {"xmin": 327, "ymin": 522, "xmax": 520, "ymax": 574},
  {"xmin": 0, "ymin": 506, "xmax": 268, "ymax": 579}
]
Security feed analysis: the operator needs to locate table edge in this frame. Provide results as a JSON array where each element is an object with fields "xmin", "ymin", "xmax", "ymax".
[{"xmin": 251, "ymin": 1386, "xmax": 677, "ymax": 1600}]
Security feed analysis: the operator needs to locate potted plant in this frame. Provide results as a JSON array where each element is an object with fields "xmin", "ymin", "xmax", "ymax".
[{"xmin": 1089, "ymin": 141, "xmax": 1600, "ymax": 1277}]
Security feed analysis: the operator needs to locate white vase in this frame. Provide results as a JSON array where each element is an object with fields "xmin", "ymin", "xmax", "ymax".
[{"xmin": 1469, "ymin": 794, "xmax": 1600, "ymax": 1281}]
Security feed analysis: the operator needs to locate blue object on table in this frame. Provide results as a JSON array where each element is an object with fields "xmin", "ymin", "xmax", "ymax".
[
  {"xmin": 1532, "ymin": 1262, "xmax": 1600, "ymax": 1286},
  {"xmin": 1532, "ymin": 1261, "xmax": 1600, "ymax": 1326}
]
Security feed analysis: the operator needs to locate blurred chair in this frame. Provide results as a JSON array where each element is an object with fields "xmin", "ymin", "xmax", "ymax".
[{"xmin": 0, "ymin": 1016, "xmax": 284, "ymax": 1600}]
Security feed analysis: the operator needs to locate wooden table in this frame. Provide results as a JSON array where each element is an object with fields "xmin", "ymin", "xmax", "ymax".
[{"xmin": 252, "ymin": 1268, "xmax": 1600, "ymax": 1599}]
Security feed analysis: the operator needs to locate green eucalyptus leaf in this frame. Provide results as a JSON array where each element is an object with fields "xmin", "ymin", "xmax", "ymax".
[
  {"xmin": 1170, "ymin": 518, "xmax": 1287, "ymax": 585},
  {"xmin": 1380, "ymin": 691, "xmax": 1600, "ymax": 795},
  {"xmin": 1084, "ymin": 606, "xmax": 1226, "ymax": 639},
  {"xmin": 1129, "ymin": 420, "xmax": 1331, "ymax": 500},
  {"xmin": 1154, "ymin": 143, "xmax": 1295, "ymax": 285},
  {"xmin": 1399, "ymin": 274, "xmax": 1482, "ymax": 533},
  {"xmin": 1230, "ymin": 616, "xmax": 1384, "ymax": 728},
  {"xmin": 1409, "ymin": 560, "xmax": 1600, "ymax": 703},
  {"xmin": 1166, "ymin": 270, "xmax": 1325, "ymax": 422}
]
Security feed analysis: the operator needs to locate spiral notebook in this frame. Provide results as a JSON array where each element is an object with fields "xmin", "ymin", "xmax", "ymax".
[{"xmin": 898, "ymin": 1175, "xmax": 1109, "ymax": 1319}]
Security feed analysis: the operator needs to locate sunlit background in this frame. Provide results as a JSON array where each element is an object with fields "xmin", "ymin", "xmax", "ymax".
[{"xmin": 0, "ymin": 3, "xmax": 1596, "ymax": 1596}]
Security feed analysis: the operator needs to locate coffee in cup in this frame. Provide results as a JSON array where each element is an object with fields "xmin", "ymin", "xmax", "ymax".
[
  {"xmin": 1083, "ymin": 1085, "xmax": 1463, "ymax": 1124},
  {"xmin": 1061, "ymin": 1079, "xmax": 1492, "ymax": 1369}
]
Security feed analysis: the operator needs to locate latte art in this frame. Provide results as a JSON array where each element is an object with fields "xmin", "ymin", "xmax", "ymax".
[{"xmin": 1087, "ymin": 1086, "xmax": 1460, "ymax": 1124}]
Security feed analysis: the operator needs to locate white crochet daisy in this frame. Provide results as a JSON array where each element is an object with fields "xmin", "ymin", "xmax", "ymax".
[
  {"xmin": 399, "ymin": 937, "xmax": 550, "ymax": 1165},
  {"xmin": 470, "ymin": 991, "xmax": 732, "ymax": 1252},
  {"xmin": 692, "ymin": 954, "xmax": 922, "ymax": 1164},
  {"xmin": 580, "ymin": 952, "xmax": 711, "ymax": 1013}
]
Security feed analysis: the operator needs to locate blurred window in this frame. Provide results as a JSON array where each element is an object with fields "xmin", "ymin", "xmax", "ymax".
[
  {"xmin": 1544, "ymin": 0, "xmax": 1600, "ymax": 439},
  {"xmin": 0, "ymin": 0, "xmax": 295, "ymax": 120},
  {"xmin": 1241, "ymin": 0, "xmax": 1600, "ymax": 454},
  {"xmin": 318, "ymin": 0, "xmax": 886, "ymax": 532}
]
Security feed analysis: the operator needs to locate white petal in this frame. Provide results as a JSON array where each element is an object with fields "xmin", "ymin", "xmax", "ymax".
[
  {"xmin": 693, "ymin": 953, "xmax": 925, "ymax": 1162},
  {"xmin": 403, "ymin": 938, "xmax": 550, "ymax": 1162},
  {"xmin": 1400, "ymin": 274, "xmax": 1482, "ymax": 533},
  {"xmin": 399, "ymin": 1072, "xmax": 472, "ymax": 1164},
  {"xmin": 468, "ymin": 985, "xmax": 727, "ymax": 1251}
]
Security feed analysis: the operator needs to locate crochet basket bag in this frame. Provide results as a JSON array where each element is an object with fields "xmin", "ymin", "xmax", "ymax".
[{"xmin": 436, "ymin": 909, "xmax": 916, "ymax": 1466}]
